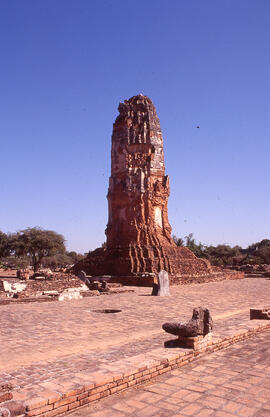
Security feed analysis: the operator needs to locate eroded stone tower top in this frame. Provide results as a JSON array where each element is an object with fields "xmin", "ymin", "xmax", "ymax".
[{"xmin": 111, "ymin": 94, "xmax": 165, "ymax": 177}]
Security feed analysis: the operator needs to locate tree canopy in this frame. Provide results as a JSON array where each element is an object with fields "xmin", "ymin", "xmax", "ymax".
[
  {"xmin": 0, "ymin": 231, "xmax": 10, "ymax": 259},
  {"xmin": 12, "ymin": 227, "xmax": 66, "ymax": 271},
  {"xmin": 172, "ymin": 233, "xmax": 270, "ymax": 267}
]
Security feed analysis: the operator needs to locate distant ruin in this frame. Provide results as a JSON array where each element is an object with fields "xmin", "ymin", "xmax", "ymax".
[{"xmin": 75, "ymin": 95, "xmax": 243, "ymax": 285}]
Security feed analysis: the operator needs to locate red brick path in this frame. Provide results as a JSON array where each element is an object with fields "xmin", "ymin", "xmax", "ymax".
[
  {"xmin": 1, "ymin": 278, "xmax": 270, "ymax": 416},
  {"xmin": 68, "ymin": 330, "xmax": 270, "ymax": 417}
]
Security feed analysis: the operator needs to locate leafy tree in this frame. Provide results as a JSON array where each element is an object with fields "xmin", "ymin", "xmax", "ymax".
[
  {"xmin": 42, "ymin": 253, "xmax": 71, "ymax": 268},
  {"xmin": 36, "ymin": 251, "xmax": 84, "ymax": 269},
  {"xmin": 66, "ymin": 251, "xmax": 84, "ymax": 264},
  {"xmin": 245, "ymin": 239, "xmax": 270, "ymax": 254},
  {"xmin": 172, "ymin": 232, "xmax": 270, "ymax": 266},
  {"xmin": 259, "ymin": 239, "xmax": 270, "ymax": 247},
  {"xmin": 184, "ymin": 233, "xmax": 206, "ymax": 258},
  {"xmin": 0, "ymin": 231, "xmax": 10, "ymax": 259},
  {"xmin": 256, "ymin": 246, "xmax": 270, "ymax": 264},
  {"xmin": 172, "ymin": 235, "xmax": 184, "ymax": 247},
  {"xmin": 173, "ymin": 233, "xmax": 206, "ymax": 257},
  {"xmin": 204, "ymin": 244, "xmax": 241, "ymax": 267},
  {"xmin": 243, "ymin": 239, "xmax": 270, "ymax": 264},
  {"xmin": 12, "ymin": 227, "xmax": 66, "ymax": 272},
  {"xmin": 185, "ymin": 233, "xmax": 195, "ymax": 247}
]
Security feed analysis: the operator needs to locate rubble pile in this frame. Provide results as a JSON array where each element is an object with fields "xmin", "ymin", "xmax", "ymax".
[{"xmin": 0, "ymin": 271, "xmax": 132, "ymax": 305}]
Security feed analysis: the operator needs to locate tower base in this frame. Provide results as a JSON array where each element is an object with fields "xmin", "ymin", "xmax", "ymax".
[{"xmin": 73, "ymin": 244, "xmax": 244, "ymax": 286}]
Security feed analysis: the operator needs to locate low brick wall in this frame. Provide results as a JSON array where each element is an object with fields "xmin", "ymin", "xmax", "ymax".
[
  {"xmin": 170, "ymin": 270, "xmax": 244, "ymax": 285},
  {"xmin": 3, "ymin": 320, "xmax": 268, "ymax": 417},
  {"xmin": 110, "ymin": 270, "xmax": 244, "ymax": 287}
]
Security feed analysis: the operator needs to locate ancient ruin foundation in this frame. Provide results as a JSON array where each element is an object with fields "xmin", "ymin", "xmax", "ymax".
[{"xmin": 75, "ymin": 94, "xmax": 243, "ymax": 285}]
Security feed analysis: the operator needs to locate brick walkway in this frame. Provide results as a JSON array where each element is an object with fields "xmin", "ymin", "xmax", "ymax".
[
  {"xmin": 1, "ymin": 278, "xmax": 270, "ymax": 416},
  {"xmin": 68, "ymin": 330, "xmax": 270, "ymax": 417}
]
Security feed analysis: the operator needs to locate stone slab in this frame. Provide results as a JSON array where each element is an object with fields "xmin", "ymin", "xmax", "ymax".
[
  {"xmin": 158, "ymin": 270, "xmax": 170, "ymax": 296},
  {"xmin": 250, "ymin": 307, "xmax": 270, "ymax": 320}
]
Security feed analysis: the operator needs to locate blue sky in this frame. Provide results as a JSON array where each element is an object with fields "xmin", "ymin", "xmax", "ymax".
[{"xmin": 1, "ymin": 0, "xmax": 269, "ymax": 253}]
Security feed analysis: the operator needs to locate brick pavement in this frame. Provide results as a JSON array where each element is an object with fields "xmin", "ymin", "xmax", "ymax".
[
  {"xmin": 1, "ymin": 278, "xmax": 270, "ymax": 416},
  {"xmin": 67, "ymin": 330, "xmax": 270, "ymax": 417}
]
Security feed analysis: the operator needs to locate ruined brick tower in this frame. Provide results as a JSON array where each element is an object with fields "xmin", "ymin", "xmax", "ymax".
[
  {"xmin": 74, "ymin": 95, "xmax": 243, "ymax": 285},
  {"xmin": 106, "ymin": 94, "xmax": 173, "ymax": 259}
]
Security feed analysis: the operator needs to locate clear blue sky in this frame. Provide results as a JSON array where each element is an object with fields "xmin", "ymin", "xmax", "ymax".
[{"xmin": 1, "ymin": 0, "xmax": 269, "ymax": 253}]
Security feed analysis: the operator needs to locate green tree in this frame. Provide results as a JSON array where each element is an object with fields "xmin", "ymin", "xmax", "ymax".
[
  {"xmin": 244, "ymin": 239, "xmax": 270, "ymax": 264},
  {"xmin": 66, "ymin": 251, "xmax": 84, "ymax": 264},
  {"xmin": 0, "ymin": 231, "xmax": 10, "ymax": 259},
  {"xmin": 12, "ymin": 227, "xmax": 66, "ymax": 272},
  {"xmin": 256, "ymin": 246, "xmax": 270, "ymax": 264},
  {"xmin": 204, "ymin": 244, "xmax": 242, "ymax": 267},
  {"xmin": 185, "ymin": 233, "xmax": 206, "ymax": 258},
  {"xmin": 42, "ymin": 252, "xmax": 72, "ymax": 268},
  {"xmin": 172, "ymin": 235, "xmax": 184, "ymax": 247}
]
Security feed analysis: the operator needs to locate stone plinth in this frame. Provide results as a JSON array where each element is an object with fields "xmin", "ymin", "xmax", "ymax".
[
  {"xmin": 74, "ymin": 94, "xmax": 244, "ymax": 285},
  {"xmin": 178, "ymin": 333, "xmax": 213, "ymax": 352}
]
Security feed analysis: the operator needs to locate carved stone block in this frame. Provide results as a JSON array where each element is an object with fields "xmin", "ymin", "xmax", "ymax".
[
  {"xmin": 250, "ymin": 307, "xmax": 270, "ymax": 320},
  {"xmin": 162, "ymin": 307, "xmax": 213, "ymax": 337}
]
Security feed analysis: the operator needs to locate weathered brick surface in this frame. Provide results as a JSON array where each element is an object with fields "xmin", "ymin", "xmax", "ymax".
[
  {"xmin": 1, "ymin": 279, "xmax": 270, "ymax": 416},
  {"xmin": 66, "ymin": 331, "xmax": 270, "ymax": 416},
  {"xmin": 0, "ymin": 391, "xmax": 12, "ymax": 403},
  {"xmin": 19, "ymin": 321, "xmax": 270, "ymax": 417}
]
